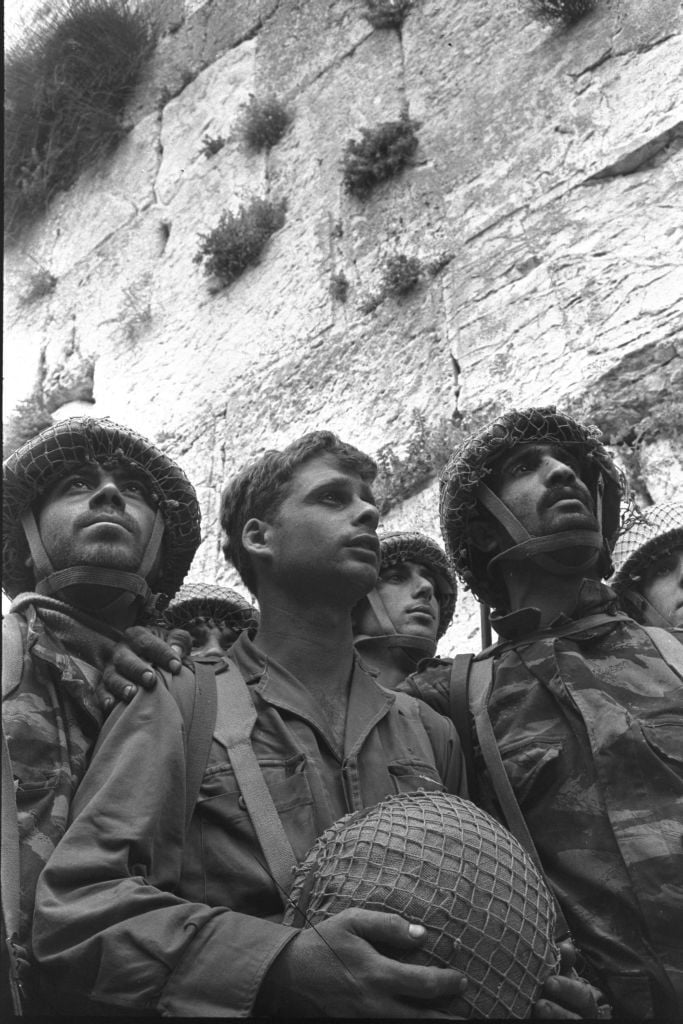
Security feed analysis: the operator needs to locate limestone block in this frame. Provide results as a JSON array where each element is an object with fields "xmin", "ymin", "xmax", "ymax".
[{"xmin": 155, "ymin": 40, "xmax": 257, "ymax": 204}]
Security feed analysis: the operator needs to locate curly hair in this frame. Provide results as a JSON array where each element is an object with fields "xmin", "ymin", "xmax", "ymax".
[{"xmin": 220, "ymin": 431, "xmax": 377, "ymax": 594}]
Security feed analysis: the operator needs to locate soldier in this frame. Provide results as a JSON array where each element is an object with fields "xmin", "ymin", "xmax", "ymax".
[
  {"xmin": 32, "ymin": 431, "xmax": 472, "ymax": 1017},
  {"xmin": 2, "ymin": 417, "xmax": 201, "ymax": 1014},
  {"xmin": 353, "ymin": 530, "xmax": 456, "ymax": 689},
  {"xmin": 399, "ymin": 405, "xmax": 683, "ymax": 1020},
  {"xmin": 610, "ymin": 501, "xmax": 683, "ymax": 629},
  {"xmin": 160, "ymin": 581, "xmax": 259, "ymax": 659}
]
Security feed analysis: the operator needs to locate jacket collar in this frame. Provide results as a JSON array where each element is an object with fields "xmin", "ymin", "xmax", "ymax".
[
  {"xmin": 229, "ymin": 629, "xmax": 395, "ymax": 756},
  {"xmin": 490, "ymin": 578, "xmax": 620, "ymax": 641}
]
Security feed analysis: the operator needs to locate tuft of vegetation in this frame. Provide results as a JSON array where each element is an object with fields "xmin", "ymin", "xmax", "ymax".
[
  {"xmin": 193, "ymin": 197, "xmax": 287, "ymax": 290},
  {"xmin": 363, "ymin": 0, "xmax": 414, "ymax": 29},
  {"xmin": 19, "ymin": 265, "xmax": 58, "ymax": 306},
  {"xmin": 381, "ymin": 253, "xmax": 422, "ymax": 296},
  {"xmin": 237, "ymin": 94, "xmax": 292, "ymax": 153},
  {"xmin": 342, "ymin": 114, "xmax": 419, "ymax": 199},
  {"xmin": 200, "ymin": 133, "xmax": 226, "ymax": 158},
  {"xmin": 3, "ymin": 391, "xmax": 53, "ymax": 459},
  {"xmin": 373, "ymin": 411, "xmax": 464, "ymax": 515},
  {"xmin": 5, "ymin": 0, "xmax": 155, "ymax": 238},
  {"xmin": 526, "ymin": 0, "xmax": 596, "ymax": 26},
  {"xmin": 330, "ymin": 271, "xmax": 349, "ymax": 303}
]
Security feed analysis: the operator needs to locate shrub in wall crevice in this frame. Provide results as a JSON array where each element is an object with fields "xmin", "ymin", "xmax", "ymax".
[
  {"xmin": 237, "ymin": 94, "xmax": 292, "ymax": 153},
  {"xmin": 343, "ymin": 114, "xmax": 420, "ymax": 199},
  {"xmin": 527, "ymin": 0, "xmax": 596, "ymax": 26},
  {"xmin": 194, "ymin": 198, "xmax": 287, "ymax": 290},
  {"xmin": 5, "ymin": 0, "xmax": 155, "ymax": 238},
  {"xmin": 363, "ymin": 0, "xmax": 414, "ymax": 30}
]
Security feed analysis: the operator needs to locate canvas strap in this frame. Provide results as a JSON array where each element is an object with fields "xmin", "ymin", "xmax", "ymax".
[{"xmin": 214, "ymin": 656, "xmax": 296, "ymax": 905}]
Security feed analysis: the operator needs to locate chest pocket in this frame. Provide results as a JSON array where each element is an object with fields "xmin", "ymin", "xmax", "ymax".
[
  {"xmin": 183, "ymin": 751, "xmax": 315, "ymax": 912},
  {"xmin": 639, "ymin": 716, "xmax": 683, "ymax": 774},
  {"xmin": 387, "ymin": 759, "xmax": 446, "ymax": 795},
  {"xmin": 496, "ymin": 740, "xmax": 563, "ymax": 810}
]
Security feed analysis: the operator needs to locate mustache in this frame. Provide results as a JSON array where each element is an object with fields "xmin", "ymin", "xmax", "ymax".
[
  {"xmin": 540, "ymin": 484, "xmax": 593, "ymax": 512},
  {"xmin": 74, "ymin": 510, "xmax": 138, "ymax": 533}
]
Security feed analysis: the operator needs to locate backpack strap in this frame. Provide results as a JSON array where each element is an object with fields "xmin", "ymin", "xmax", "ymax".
[
  {"xmin": 467, "ymin": 656, "xmax": 572, "ymax": 944},
  {"xmin": 214, "ymin": 656, "xmax": 297, "ymax": 907},
  {"xmin": 449, "ymin": 654, "xmax": 478, "ymax": 802},
  {"xmin": 2, "ymin": 614, "xmax": 28, "ymax": 1015},
  {"xmin": 167, "ymin": 659, "xmax": 218, "ymax": 835}
]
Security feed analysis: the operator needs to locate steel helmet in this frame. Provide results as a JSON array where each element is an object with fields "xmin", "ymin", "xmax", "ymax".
[
  {"xmin": 610, "ymin": 501, "xmax": 683, "ymax": 625},
  {"xmin": 3, "ymin": 416, "xmax": 201, "ymax": 610},
  {"xmin": 162, "ymin": 582, "xmax": 259, "ymax": 633},
  {"xmin": 439, "ymin": 406, "xmax": 623, "ymax": 608},
  {"xmin": 354, "ymin": 531, "xmax": 456, "ymax": 660},
  {"xmin": 284, "ymin": 790, "xmax": 560, "ymax": 1019}
]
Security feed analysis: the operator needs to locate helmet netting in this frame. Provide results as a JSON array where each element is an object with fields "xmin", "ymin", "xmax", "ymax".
[
  {"xmin": 3, "ymin": 417, "xmax": 201, "ymax": 607},
  {"xmin": 378, "ymin": 531, "xmax": 457, "ymax": 637},
  {"xmin": 438, "ymin": 406, "xmax": 625, "ymax": 607},
  {"xmin": 284, "ymin": 790, "xmax": 559, "ymax": 1019},
  {"xmin": 611, "ymin": 501, "xmax": 683, "ymax": 588},
  {"xmin": 162, "ymin": 582, "xmax": 259, "ymax": 632}
]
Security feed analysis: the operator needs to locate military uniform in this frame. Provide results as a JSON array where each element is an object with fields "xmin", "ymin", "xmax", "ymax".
[
  {"xmin": 399, "ymin": 581, "xmax": 683, "ymax": 1019},
  {"xmin": 2, "ymin": 599, "xmax": 107, "ymax": 1007},
  {"xmin": 32, "ymin": 630, "xmax": 465, "ymax": 1016}
]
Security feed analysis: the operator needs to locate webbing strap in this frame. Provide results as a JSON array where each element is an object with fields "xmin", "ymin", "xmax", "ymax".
[
  {"xmin": 215, "ymin": 657, "xmax": 296, "ymax": 905},
  {"xmin": 448, "ymin": 655, "xmax": 477, "ymax": 802},
  {"xmin": 183, "ymin": 661, "xmax": 217, "ymax": 834},
  {"xmin": 468, "ymin": 657, "xmax": 571, "ymax": 943},
  {"xmin": 2, "ymin": 615, "xmax": 27, "ymax": 1015}
]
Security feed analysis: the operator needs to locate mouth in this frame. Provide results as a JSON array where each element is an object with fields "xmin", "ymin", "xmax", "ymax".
[
  {"xmin": 80, "ymin": 514, "xmax": 133, "ymax": 534},
  {"xmin": 407, "ymin": 604, "xmax": 436, "ymax": 619},
  {"xmin": 545, "ymin": 488, "xmax": 592, "ymax": 512},
  {"xmin": 346, "ymin": 534, "xmax": 380, "ymax": 558}
]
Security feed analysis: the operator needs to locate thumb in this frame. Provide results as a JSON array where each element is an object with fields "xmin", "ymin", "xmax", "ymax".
[{"xmin": 348, "ymin": 909, "xmax": 428, "ymax": 951}]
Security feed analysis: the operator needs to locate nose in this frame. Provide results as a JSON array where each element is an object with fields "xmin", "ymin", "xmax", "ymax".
[
  {"xmin": 89, "ymin": 478, "xmax": 126, "ymax": 510},
  {"xmin": 353, "ymin": 497, "xmax": 380, "ymax": 532},
  {"xmin": 543, "ymin": 455, "xmax": 578, "ymax": 484},
  {"xmin": 413, "ymin": 571, "xmax": 435, "ymax": 600}
]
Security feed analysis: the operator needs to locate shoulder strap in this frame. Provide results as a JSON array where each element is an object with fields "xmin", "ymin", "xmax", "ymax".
[
  {"xmin": 2, "ymin": 615, "xmax": 28, "ymax": 1015},
  {"xmin": 640, "ymin": 625, "xmax": 683, "ymax": 667},
  {"xmin": 468, "ymin": 658, "xmax": 572, "ymax": 944},
  {"xmin": 182, "ymin": 661, "xmax": 218, "ymax": 834},
  {"xmin": 449, "ymin": 655, "xmax": 477, "ymax": 801},
  {"xmin": 214, "ymin": 656, "xmax": 297, "ymax": 907}
]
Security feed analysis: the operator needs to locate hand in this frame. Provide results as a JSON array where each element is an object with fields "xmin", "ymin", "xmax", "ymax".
[
  {"xmin": 256, "ymin": 909, "xmax": 468, "ymax": 1018},
  {"xmin": 96, "ymin": 626, "xmax": 191, "ymax": 712},
  {"xmin": 533, "ymin": 940, "xmax": 608, "ymax": 1019}
]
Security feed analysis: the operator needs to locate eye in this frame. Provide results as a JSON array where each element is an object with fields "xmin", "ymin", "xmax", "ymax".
[
  {"xmin": 120, "ymin": 479, "xmax": 151, "ymax": 500},
  {"xmin": 64, "ymin": 475, "xmax": 93, "ymax": 493},
  {"xmin": 381, "ymin": 568, "xmax": 406, "ymax": 584},
  {"xmin": 647, "ymin": 556, "xmax": 676, "ymax": 581},
  {"xmin": 318, "ymin": 489, "xmax": 345, "ymax": 506}
]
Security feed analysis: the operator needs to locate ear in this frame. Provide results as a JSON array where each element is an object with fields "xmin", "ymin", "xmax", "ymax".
[
  {"xmin": 241, "ymin": 518, "xmax": 270, "ymax": 557},
  {"xmin": 468, "ymin": 516, "xmax": 500, "ymax": 554}
]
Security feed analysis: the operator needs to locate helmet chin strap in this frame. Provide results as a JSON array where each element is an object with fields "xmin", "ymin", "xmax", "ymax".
[
  {"xmin": 476, "ymin": 483, "xmax": 604, "ymax": 578},
  {"xmin": 354, "ymin": 589, "xmax": 437, "ymax": 661},
  {"xmin": 21, "ymin": 508, "xmax": 165, "ymax": 617}
]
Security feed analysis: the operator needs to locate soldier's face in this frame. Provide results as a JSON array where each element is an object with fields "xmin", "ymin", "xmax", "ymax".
[
  {"xmin": 37, "ymin": 462, "xmax": 158, "ymax": 575},
  {"xmin": 262, "ymin": 454, "xmax": 380, "ymax": 604},
  {"xmin": 491, "ymin": 443, "xmax": 598, "ymax": 538},
  {"xmin": 355, "ymin": 560, "xmax": 440, "ymax": 642},
  {"xmin": 190, "ymin": 620, "xmax": 239, "ymax": 658},
  {"xmin": 641, "ymin": 548, "xmax": 683, "ymax": 627}
]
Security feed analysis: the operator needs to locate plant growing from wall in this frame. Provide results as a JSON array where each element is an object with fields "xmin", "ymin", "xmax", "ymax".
[
  {"xmin": 526, "ymin": 0, "xmax": 596, "ymax": 26},
  {"xmin": 193, "ymin": 197, "xmax": 287, "ymax": 290},
  {"xmin": 373, "ymin": 410, "xmax": 464, "ymax": 514},
  {"xmin": 363, "ymin": 0, "xmax": 414, "ymax": 29},
  {"xmin": 5, "ymin": 0, "xmax": 155, "ymax": 237},
  {"xmin": 360, "ymin": 253, "xmax": 423, "ymax": 313},
  {"xmin": 330, "ymin": 271, "xmax": 349, "ymax": 302},
  {"xmin": 342, "ymin": 114, "xmax": 419, "ymax": 199},
  {"xmin": 3, "ymin": 390, "xmax": 53, "ymax": 459},
  {"xmin": 200, "ymin": 133, "xmax": 226, "ymax": 158},
  {"xmin": 237, "ymin": 94, "xmax": 292, "ymax": 153},
  {"xmin": 19, "ymin": 265, "xmax": 58, "ymax": 306}
]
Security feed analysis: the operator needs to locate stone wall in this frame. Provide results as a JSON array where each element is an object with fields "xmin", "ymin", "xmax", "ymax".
[{"xmin": 4, "ymin": 0, "xmax": 682, "ymax": 651}]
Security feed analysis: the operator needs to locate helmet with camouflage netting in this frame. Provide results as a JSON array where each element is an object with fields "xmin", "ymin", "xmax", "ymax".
[
  {"xmin": 162, "ymin": 582, "xmax": 259, "ymax": 633},
  {"xmin": 354, "ymin": 532, "xmax": 456, "ymax": 660},
  {"xmin": 439, "ymin": 406, "xmax": 623, "ymax": 608},
  {"xmin": 283, "ymin": 790, "xmax": 560, "ymax": 1019},
  {"xmin": 3, "ymin": 417, "xmax": 201, "ymax": 610},
  {"xmin": 610, "ymin": 501, "xmax": 683, "ymax": 625}
]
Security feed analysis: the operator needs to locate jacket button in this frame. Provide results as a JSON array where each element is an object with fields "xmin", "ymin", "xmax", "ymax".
[{"xmin": 238, "ymin": 795, "xmax": 247, "ymax": 810}]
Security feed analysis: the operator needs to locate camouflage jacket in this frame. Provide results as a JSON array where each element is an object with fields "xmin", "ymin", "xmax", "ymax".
[
  {"xmin": 2, "ymin": 602, "xmax": 104, "ymax": 985},
  {"xmin": 399, "ymin": 581, "xmax": 683, "ymax": 1020}
]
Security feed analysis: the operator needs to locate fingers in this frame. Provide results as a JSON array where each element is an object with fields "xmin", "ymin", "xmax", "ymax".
[
  {"xmin": 166, "ymin": 628, "xmax": 192, "ymax": 664},
  {"xmin": 122, "ymin": 625, "xmax": 183, "ymax": 674},
  {"xmin": 557, "ymin": 939, "xmax": 578, "ymax": 975},
  {"xmin": 97, "ymin": 666, "xmax": 139, "ymax": 712},
  {"xmin": 534, "ymin": 975, "xmax": 600, "ymax": 1019},
  {"xmin": 110, "ymin": 646, "xmax": 157, "ymax": 689}
]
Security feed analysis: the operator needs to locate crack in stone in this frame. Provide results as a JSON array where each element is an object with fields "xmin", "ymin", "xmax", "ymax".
[{"xmin": 583, "ymin": 122, "xmax": 683, "ymax": 181}]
